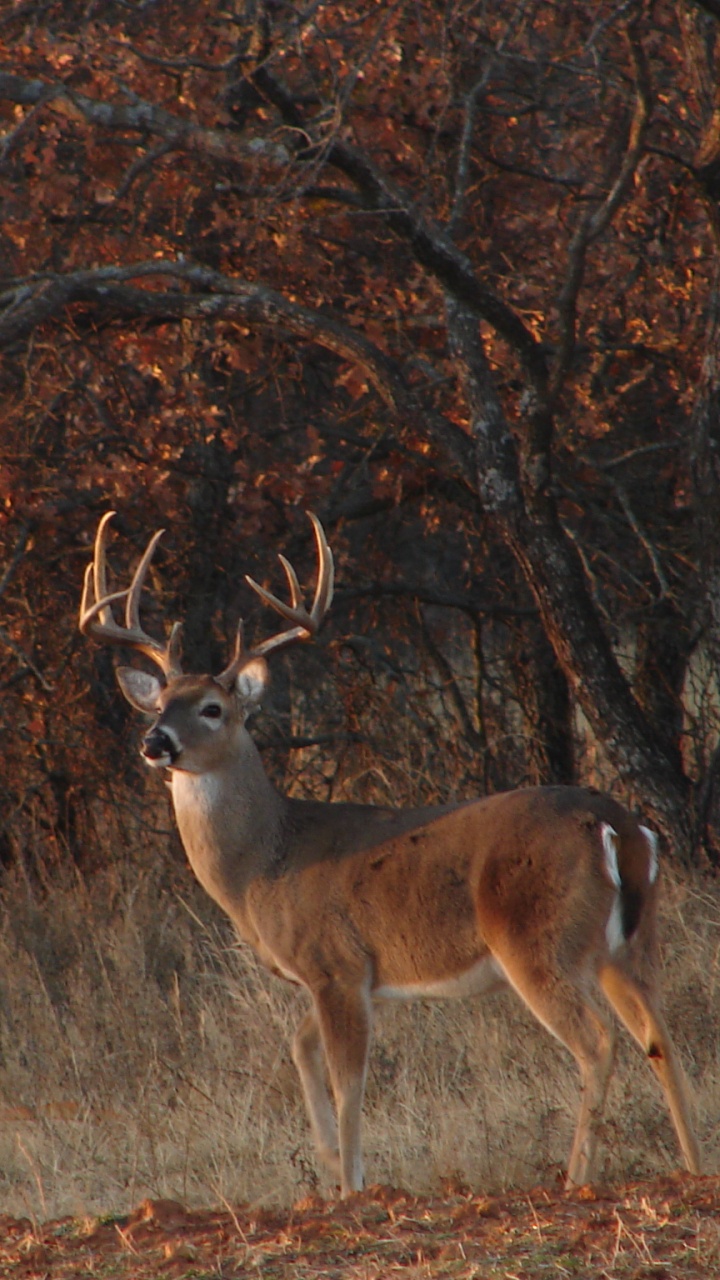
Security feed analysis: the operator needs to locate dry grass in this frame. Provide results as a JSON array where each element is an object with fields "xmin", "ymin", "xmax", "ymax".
[{"xmin": 0, "ymin": 824, "xmax": 717, "ymax": 1222}]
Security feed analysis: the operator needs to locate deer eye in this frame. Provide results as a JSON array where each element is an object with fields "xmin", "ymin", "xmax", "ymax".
[{"xmin": 200, "ymin": 702, "xmax": 223, "ymax": 720}]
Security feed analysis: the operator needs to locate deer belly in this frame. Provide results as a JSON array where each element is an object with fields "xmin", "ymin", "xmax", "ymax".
[{"xmin": 374, "ymin": 954, "xmax": 507, "ymax": 1001}]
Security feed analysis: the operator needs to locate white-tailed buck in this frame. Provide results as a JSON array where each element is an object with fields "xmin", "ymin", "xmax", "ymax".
[{"xmin": 80, "ymin": 512, "xmax": 700, "ymax": 1196}]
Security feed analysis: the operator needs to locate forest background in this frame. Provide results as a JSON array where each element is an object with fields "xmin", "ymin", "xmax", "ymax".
[{"xmin": 1, "ymin": 0, "xmax": 720, "ymax": 1222}]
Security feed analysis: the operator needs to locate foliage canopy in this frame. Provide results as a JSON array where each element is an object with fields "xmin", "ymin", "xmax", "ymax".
[{"xmin": 2, "ymin": 0, "xmax": 720, "ymax": 866}]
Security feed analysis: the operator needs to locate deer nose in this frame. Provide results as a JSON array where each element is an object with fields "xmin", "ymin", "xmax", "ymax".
[{"xmin": 142, "ymin": 726, "xmax": 179, "ymax": 764}]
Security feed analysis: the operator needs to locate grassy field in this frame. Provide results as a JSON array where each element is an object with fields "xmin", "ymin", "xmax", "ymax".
[{"xmin": 0, "ymin": 804, "xmax": 717, "ymax": 1228}]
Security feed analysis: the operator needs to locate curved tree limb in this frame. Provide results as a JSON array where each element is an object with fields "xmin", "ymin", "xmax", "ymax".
[
  {"xmin": 0, "ymin": 70, "xmax": 252, "ymax": 165},
  {"xmin": 0, "ymin": 260, "xmax": 399, "ymax": 402},
  {"xmin": 250, "ymin": 66, "xmax": 550, "ymax": 395},
  {"xmin": 0, "ymin": 67, "xmax": 548, "ymax": 393},
  {"xmin": 0, "ymin": 259, "xmax": 475, "ymax": 484}
]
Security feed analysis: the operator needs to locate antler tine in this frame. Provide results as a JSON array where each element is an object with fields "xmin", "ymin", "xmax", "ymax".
[
  {"xmin": 277, "ymin": 555, "xmax": 304, "ymax": 610},
  {"xmin": 79, "ymin": 511, "xmax": 129, "ymax": 633},
  {"xmin": 91, "ymin": 509, "xmax": 117, "ymax": 625},
  {"xmin": 124, "ymin": 527, "xmax": 165, "ymax": 632},
  {"xmin": 80, "ymin": 569, "xmax": 131, "ymax": 630},
  {"xmin": 222, "ymin": 513, "xmax": 334, "ymax": 675},
  {"xmin": 79, "ymin": 514, "xmax": 182, "ymax": 677},
  {"xmin": 307, "ymin": 511, "xmax": 335, "ymax": 624},
  {"xmin": 123, "ymin": 529, "xmax": 185, "ymax": 679}
]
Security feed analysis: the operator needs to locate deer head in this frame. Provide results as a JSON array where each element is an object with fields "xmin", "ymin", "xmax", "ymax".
[{"xmin": 79, "ymin": 511, "xmax": 334, "ymax": 773}]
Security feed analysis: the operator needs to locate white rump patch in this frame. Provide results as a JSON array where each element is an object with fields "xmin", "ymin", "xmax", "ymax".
[
  {"xmin": 640, "ymin": 825, "xmax": 660, "ymax": 884},
  {"xmin": 601, "ymin": 823, "xmax": 624, "ymax": 953},
  {"xmin": 601, "ymin": 823, "xmax": 621, "ymax": 889},
  {"xmin": 605, "ymin": 897, "xmax": 624, "ymax": 954}
]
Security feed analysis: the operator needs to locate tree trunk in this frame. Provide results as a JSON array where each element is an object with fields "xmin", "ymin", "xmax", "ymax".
[
  {"xmin": 445, "ymin": 296, "xmax": 695, "ymax": 859},
  {"xmin": 511, "ymin": 617, "xmax": 575, "ymax": 787}
]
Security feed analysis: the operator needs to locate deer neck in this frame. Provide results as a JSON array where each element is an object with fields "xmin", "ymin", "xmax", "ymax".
[{"xmin": 169, "ymin": 734, "xmax": 285, "ymax": 918}]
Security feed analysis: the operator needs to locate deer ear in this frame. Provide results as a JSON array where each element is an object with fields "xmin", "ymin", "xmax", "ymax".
[
  {"xmin": 116, "ymin": 667, "xmax": 163, "ymax": 714},
  {"xmin": 233, "ymin": 656, "xmax": 269, "ymax": 711}
]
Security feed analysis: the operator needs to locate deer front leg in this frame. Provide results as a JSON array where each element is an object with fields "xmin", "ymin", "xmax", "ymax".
[
  {"xmin": 292, "ymin": 1008, "xmax": 341, "ymax": 1179},
  {"xmin": 309, "ymin": 978, "xmax": 372, "ymax": 1197}
]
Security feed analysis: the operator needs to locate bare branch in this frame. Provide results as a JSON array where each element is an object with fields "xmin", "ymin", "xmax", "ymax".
[
  {"xmin": 0, "ymin": 65, "xmax": 548, "ymax": 394},
  {"xmin": 343, "ymin": 582, "xmax": 534, "ymax": 620},
  {"xmin": 111, "ymin": 40, "xmax": 237, "ymax": 75},
  {"xmin": 444, "ymin": 288, "xmax": 691, "ymax": 835},
  {"xmin": 0, "ymin": 259, "xmax": 398, "ymax": 402},
  {"xmin": 0, "ymin": 71, "xmax": 252, "ymax": 166},
  {"xmin": 0, "ymin": 99, "xmax": 46, "ymax": 169},
  {"xmin": 589, "ymin": 441, "xmax": 680, "ymax": 469},
  {"xmin": 550, "ymin": 18, "xmax": 651, "ymax": 399},
  {"xmin": 449, "ymin": 0, "xmax": 533, "ymax": 233},
  {"xmin": 610, "ymin": 481, "xmax": 670, "ymax": 599},
  {"xmin": 419, "ymin": 610, "xmax": 484, "ymax": 751},
  {"xmin": 0, "ymin": 625, "xmax": 52, "ymax": 692},
  {"xmin": 0, "ymin": 521, "xmax": 35, "ymax": 602},
  {"xmin": 251, "ymin": 66, "xmax": 550, "ymax": 395},
  {"xmin": 109, "ymin": 140, "xmax": 174, "ymax": 205},
  {"xmin": 0, "ymin": 259, "xmax": 475, "ymax": 486}
]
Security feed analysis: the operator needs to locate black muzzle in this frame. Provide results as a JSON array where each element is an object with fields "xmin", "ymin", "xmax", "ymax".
[{"xmin": 142, "ymin": 727, "xmax": 178, "ymax": 764}]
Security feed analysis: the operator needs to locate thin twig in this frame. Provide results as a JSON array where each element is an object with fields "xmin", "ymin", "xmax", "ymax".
[
  {"xmin": 0, "ymin": 520, "xmax": 34, "ymax": 601},
  {"xmin": 449, "ymin": 0, "xmax": 532, "ymax": 233},
  {"xmin": 110, "ymin": 140, "xmax": 174, "ymax": 204},
  {"xmin": 112, "ymin": 39, "xmax": 237, "ymax": 75},
  {"xmin": 611, "ymin": 481, "xmax": 669, "ymax": 598},
  {"xmin": 550, "ymin": 14, "xmax": 651, "ymax": 400},
  {"xmin": 419, "ymin": 608, "xmax": 484, "ymax": 750}
]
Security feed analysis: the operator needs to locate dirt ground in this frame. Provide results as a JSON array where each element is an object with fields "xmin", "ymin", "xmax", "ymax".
[{"xmin": 1, "ymin": 1174, "xmax": 718, "ymax": 1279}]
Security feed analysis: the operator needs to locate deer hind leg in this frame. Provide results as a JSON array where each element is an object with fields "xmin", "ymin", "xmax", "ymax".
[
  {"xmin": 292, "ymin": 1009, "xmax": 341, "ymax": 1179},
  {"xmin": 552, "ymin": 992, "xmax": 616, "ymax": 1188},
  {"xmin": 311, "ymin": 979, "xmax": 372, "ymax": 1198},
  {"xmin": 564, "ymin": 1018, "xmax": 616, "ymax": 1187},
  {"xmin": 599, "ymin": 962, "xmax": 701, "ymax": 1175},
  {"xmin": 500, "ymin": 959, "xmax": 616, "ymax": 1187}
]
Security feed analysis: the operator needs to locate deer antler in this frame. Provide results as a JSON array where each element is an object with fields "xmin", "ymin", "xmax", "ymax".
[
  {"xmin": 79, "ymin": 512, "xmax": 183, "ymax": 678},
  {"xmin": 218, "ymin": 512, "xmax": 334, "ymax": 683}
]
